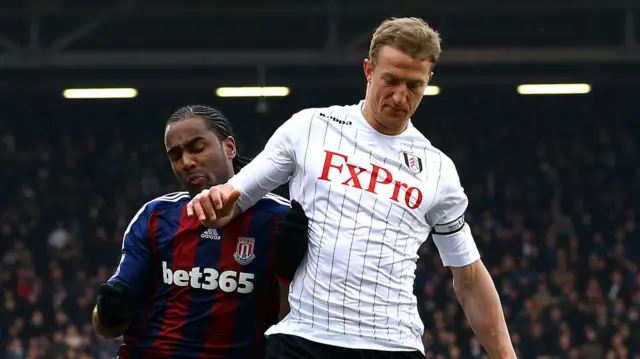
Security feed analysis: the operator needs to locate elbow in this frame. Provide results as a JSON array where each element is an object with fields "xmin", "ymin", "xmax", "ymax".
[
  {"xmin": 451, "ymin": 259, "xmax": 486, "ymax": 304},
  {"xmin": 452, "ymin": 278, "xmax": 473, "ymax": 305}
]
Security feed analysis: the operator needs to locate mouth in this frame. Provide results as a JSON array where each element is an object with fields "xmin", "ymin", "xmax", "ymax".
[
  {"xmin": 186, "ymin": 174, "xmax": 207, "ymax": 186},
  {"xmin": 384, "ymin": 105, "xmax": 407, "ymax": 113}
]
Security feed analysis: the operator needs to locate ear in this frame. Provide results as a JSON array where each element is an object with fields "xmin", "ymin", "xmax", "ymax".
[
  {"xmin": 363, "ymin": 58, "xmax": 373, "ymax": 82},
  {"xmin": 222, "ymin": 136, "xmax": 236, "ymax": 159}
]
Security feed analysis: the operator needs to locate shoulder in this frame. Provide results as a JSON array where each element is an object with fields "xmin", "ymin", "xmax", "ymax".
[
  {"xmin": 276, "ymin": 104, "xmax": 357, "ymax": 144},
  {"xmin": 283, "ymin": 108, "xmax": 318, "ymax": 128},
  {"xmin": 130, "ymin": 192, "xmax": 190, "ymax": 224},
  {"xmin": 253, "ymin": 193, "xmax": 290, "ymax": 217},
  {"xmin": 404, "ymin": 128, "xmax": 458, "ymax": 176},
  {"xmin": 435, "ymin": 151, "xmax": 459, "ymax": 184},
  {"xmin": 288, "ymin": 104, "xmax": 357, "ymax": 126},
  {"xmin": 144, "ymin": 191, "xmax": 191, "ymax": 213},
  {"xmin": 404, "ymin": 125, "xmax": 439, "ymax": 152},
  {"xmin": 122, "ymin": 192, "xmax": 190, "ymax": 241}
]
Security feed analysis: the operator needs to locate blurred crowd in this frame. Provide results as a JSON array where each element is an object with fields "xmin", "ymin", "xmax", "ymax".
[{"xmin": 1, "ymin": 91, "xmax": 638, "ymax": 359}]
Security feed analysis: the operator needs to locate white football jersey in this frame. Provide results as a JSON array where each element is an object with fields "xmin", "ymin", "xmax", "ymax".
[{"xmin": 227, "ymin": 101, "xmax": 480, "ymax": 353}]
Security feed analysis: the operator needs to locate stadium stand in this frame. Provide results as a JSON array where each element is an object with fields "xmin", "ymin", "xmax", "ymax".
[
  {"xmin": 0, "ymin": 90, "xmax": 638, "ymax": 359},
  {"xmin": 2, "ymin": 1, "xmax": 639, "ymax": 357}
]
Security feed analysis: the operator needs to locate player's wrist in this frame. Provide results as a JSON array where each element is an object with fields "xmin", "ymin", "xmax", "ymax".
[{"xmin": 223, "ymin": 181, "xmax": 238, "ymax": 193}]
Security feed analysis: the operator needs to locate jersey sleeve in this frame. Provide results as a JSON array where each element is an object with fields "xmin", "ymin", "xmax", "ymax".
[
  {"xmin": 228, "ymin": 109, "xmax": 313, "ymax": 211},
  {"xmin": 426, "ymin": 155, "xmax": 481, "ymax": 267},
  {"xmin": 108, "ymin": 204, "xmax": 153, "ymax": 293}
]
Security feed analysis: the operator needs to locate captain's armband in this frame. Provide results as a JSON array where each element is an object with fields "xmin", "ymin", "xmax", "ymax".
[{"xmin": 431, "ymin": 215, "xmax": 465, "ymax": 236}]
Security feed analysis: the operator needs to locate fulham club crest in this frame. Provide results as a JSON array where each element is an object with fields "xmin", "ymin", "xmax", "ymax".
[
  {"xmin": 233, "ymin": 237, "xmax": 256, "ymax": 265},
  {"xmin": 402, "ymin": 152, "xmax": 423, "ymax": 174}
]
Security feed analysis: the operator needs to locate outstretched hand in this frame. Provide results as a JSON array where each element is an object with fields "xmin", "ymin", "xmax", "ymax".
[{"xmin": 186, "ymin": 184, "xmax": 241, "ymax": 227}]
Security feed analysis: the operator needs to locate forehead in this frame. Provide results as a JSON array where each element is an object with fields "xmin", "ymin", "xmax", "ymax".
[
  {"xmin": 165, "ymin": 116, "xmax": 212, "ymax": 146},
  {"xmin": 376, "ymin": 45, "xmax": 432, "ymax": 79}
]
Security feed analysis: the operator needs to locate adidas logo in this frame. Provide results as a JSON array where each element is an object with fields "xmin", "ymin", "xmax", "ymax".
[{"xmin": 201, "ymin": 229, "xmax": 220, "ymax": 240}]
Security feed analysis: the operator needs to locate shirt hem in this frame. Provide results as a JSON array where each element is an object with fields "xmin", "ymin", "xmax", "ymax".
[{"xmin": 264, "ymin": 324, "xmax": 425, "ymax": 354}]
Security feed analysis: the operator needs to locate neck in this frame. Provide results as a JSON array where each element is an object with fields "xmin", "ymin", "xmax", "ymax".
[{"xmin": 361, "ymin": 101, "xmax": 408, "ymax": 136}]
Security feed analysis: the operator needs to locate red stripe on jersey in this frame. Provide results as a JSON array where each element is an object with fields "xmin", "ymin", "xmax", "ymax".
[
  {"xmin": 118, "ymin": 210, "xmax": 161, "ymax": 359},
  {"xmin": 199, "ymin": 209, "xmax": 255, "ymax": 359},
  {"xmin": 150, "ymin": 206, "xmax": 199, "ymax": 357}
]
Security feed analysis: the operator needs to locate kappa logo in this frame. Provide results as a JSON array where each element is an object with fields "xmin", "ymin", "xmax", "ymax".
[
  {"xmin": 401, "ymin": 152, "xmax": 424, "ymax": 175},
  {"xmin": 201, "ymin": 228, "xmax": 220, "ymax": 240},
  {"xmin": 233, "ymin": 237, "xmax": 256, "ymax": 265},
  {"xmin": 318, "ymin": 111, "xmax": 352, "ymax": 126}
]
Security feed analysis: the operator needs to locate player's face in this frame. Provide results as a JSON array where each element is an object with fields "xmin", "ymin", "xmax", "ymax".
[
  {"xmin": 165, "ymin": 116, "xmax": 235, "ymax": 196},
  {"xmin": 363, "ymin": 45, "xmax": 433, "ymax": 132}
]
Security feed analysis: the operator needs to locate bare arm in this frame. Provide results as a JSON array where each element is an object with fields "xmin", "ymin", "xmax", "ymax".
[
  {"xmin": 92, "ymin": 306, "xmax": 130, "ymax": 339},
  {"xmin": 451, "ymin": 260, "xmax": 516, "ymax": 359},
  {"xmin": 427, "ymin": 156, "xmax": 515, "ymax": 358}
]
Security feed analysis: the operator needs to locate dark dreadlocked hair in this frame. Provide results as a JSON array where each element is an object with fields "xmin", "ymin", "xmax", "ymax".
[{"xmin": 166, "ymin": 105, "xmax": 251, "ymax": 173}]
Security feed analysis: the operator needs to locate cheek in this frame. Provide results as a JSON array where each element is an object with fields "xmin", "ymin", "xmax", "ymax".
[
  {"xmin": 372, "ymin": 85, "xmax": 392, "ymax": 101},
  {"xmin": 410, "ymin": 93, "xmax": 423, "ymax": 106},
  {"xmin": 206, "ymin": 152, "xmax": 228, "ymax": 171},
  {"xmin": 170, "ymin": 162, "xmax": 182, "ymax": 176}
]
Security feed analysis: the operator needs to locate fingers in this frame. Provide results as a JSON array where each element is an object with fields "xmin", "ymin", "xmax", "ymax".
[
  {"xmin": 186, "ymin": 200, "xmax": 195, "ymax": 217},
  {"xmin": 206, "ymin": 188, "xmax": 241, "ymax": 216},
  {"xmin": 201, "ymin": 191, "xmax": 219, "ymax": 221},
  {"xmin": 190, "ymin": 195, "xmax": 206, "ymax": 221},
  {"xmin": 225, "ymin": 190, "xmax": 242, "ymax": 206},
  {"xmin": 209, "ymin": 188, "xmax": 224, "ymax": 210},
  {"xmin": 197, "ymin": 190, "xmax": 219, "ymax": 221},
  {"xmin": 194, "ymin": 196, "xmax": 215, "ymax": 222},
  {"xmin": 187, "ymin": 187, "xmax": 228, "ymax": 221},
  {"xmin": 188, "ymin": 190, "xmax": 213, "ymax": 222}
]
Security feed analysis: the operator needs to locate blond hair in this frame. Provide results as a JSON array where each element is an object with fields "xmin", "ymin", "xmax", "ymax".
[{"xmin": 368, "ymin": 17, "xmax": 442, "ymax": 66}]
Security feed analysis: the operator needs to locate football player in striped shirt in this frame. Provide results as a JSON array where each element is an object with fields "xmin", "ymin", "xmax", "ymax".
[
  {"xmin": 91, "ymin": 105, "xmax": 308, "ymax": 359},
  {"xmin": 186, "ymin": 18, "xmax": 516, "ymax": 359}
]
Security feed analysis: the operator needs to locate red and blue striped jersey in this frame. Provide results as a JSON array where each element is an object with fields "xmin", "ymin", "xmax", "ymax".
[{"xmin": 108, "ymin": 191, "xmax": 290, "ymax": 359}]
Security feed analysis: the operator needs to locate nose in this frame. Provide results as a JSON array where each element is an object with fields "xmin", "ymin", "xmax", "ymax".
[
  {"xmin": 180, "ymin": 153, "xmax": 197, "ymax": 171},
  {"xmin": 392, "ymin": 84, "xmax": 408, "ymax": 106}
]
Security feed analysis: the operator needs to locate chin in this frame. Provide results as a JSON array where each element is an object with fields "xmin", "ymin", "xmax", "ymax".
[{"xmin": 185, "ymin": 184, "xmax": 207, "ymax": 197}]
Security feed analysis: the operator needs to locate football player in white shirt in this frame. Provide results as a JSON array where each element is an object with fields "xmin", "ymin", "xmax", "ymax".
[{"xmin": 186, "ymin": 17, "xmax": 516, "ymax": 359}]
